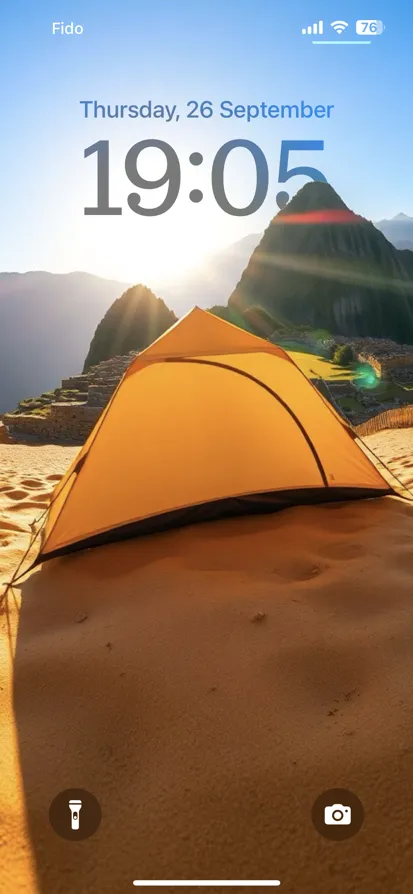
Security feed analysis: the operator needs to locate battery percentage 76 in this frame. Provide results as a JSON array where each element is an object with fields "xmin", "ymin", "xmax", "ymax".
[{"xmin": 356, "ymin": 20, "xmax": 385, "ymax": 35}]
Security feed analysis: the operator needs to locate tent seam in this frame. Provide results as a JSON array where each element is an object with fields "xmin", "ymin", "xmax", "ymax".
[{"xmin": 165, "ymin": 357, "xmax": 329, "ymax": 486}]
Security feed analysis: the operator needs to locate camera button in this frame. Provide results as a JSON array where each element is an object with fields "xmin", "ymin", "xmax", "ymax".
[{"xmin": 312, "ymin": 788, "xmax": 364, "ymax": 840}]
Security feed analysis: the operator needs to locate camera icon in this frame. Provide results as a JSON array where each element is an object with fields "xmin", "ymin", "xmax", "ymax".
[
  {"xmin": 324, "ymin": 803, "xmax": 352, "ymax": 825},
  {"xmin": 312, "ymin": 789, "xmax": 363, "ymax": 839}
]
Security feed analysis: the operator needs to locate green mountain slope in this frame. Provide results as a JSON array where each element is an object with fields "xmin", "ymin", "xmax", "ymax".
[
  {"xmin": 83, "ymin": 284, "xmax": 177, "ymax": 371},
  {"xmin": 228, "ymin": 183, "xmax": 413, "ymax": 342}
]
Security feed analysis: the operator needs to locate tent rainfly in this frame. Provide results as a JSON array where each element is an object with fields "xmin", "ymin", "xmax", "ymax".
[{"xmin": 34, "ymin": 307, "xmax": 392, "ymax": 564}]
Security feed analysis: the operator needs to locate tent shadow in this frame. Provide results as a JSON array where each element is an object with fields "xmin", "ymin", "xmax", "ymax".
[
  {"xmin": 11, "ymin": 536, "xmax": 192, "ymax": 893},
  {"xmin": 10, "ymin": 496, "xmax": 413, "ymax": 892},
  {"xmin": 27, "ymin": 510, "xmax": 306, "ymax": 582}
]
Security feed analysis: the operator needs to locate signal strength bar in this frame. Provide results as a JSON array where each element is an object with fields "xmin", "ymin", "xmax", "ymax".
[{"xmin": 302, "ymin": 20, "xmax": 323, "ymax": 35}]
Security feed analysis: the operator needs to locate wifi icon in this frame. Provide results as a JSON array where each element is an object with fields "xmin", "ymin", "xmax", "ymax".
[{"xmin": 330, "ymin": 20, "xmax": 349, "ymax": 34}]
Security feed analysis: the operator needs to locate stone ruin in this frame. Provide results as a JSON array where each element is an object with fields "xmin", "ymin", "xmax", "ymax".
[
  {"xmin": 4, "ymin": 333, "xmax": 413, "ymax": 443},
  {"xmin": 2, "ymin": 352, "xmax": 139, "ymax": 443},
  {"xmin": 334, "ymin": 335, "xmax": 413, "ymax": 381}
]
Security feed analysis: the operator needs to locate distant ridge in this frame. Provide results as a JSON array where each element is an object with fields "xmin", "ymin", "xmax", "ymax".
[
  {"xmin": 0, "ymin": 271, "xmax": 130, "ymax": 413},
  {"xmin": 376, "ymin": 212, "xmax": 413, "ymax": 248}
]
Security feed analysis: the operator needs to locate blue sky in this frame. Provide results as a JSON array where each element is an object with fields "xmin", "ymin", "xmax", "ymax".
[{"xmin": 1, "ymin": 0, "xmax": 412, "ymax": 284}]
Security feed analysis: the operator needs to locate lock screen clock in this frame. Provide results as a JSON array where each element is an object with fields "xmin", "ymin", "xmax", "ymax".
[{"xmin": 84, "ymin": 139, "xmax": 327, "ymax": 217}]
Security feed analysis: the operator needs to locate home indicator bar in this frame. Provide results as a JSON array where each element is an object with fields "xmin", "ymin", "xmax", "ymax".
[{"xmin": 132, "ymin": 883, "xmax": 281, "ymax": 888}]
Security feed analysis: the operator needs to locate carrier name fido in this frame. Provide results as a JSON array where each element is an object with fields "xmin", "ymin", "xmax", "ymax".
[{"xmin": 53, "ymin": 22, "xmax": 84, "ymax": 35}]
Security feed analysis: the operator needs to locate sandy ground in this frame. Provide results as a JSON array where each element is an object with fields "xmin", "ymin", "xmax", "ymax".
[
  {"xmin": 0, "ymin": 444, "xmax": 79, "ymax": 585},
  {"xmin": 362, "ymin": 428, "xmax": 413, "ymax": 492},
  {"xmin": 2, "ymin": 433, "xmax": 413, "ymax": 893}
]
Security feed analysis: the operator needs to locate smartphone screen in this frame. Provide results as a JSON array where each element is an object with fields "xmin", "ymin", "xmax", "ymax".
[{"xmin": 1, "ymin": 2, "xmax": 413, "ymax": 893}]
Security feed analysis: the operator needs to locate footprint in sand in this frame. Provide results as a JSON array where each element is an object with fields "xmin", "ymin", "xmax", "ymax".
[
  {"xmin": 2, "ymin": 488, "xmax": 50, "ymax": 507},
  {"xmin": 20, "ymin": 478, "xmax": 44, "ymax": 489},
  {"xmin": 272, "ymin": 560, "xmax": 327, "ymax": 582},
  {"xmin": 7, "ymin": 500, "xmax": 48, "ymax": 512},
  {"xmin": 3, "ymin": 489, "xmax": 30, "ymax": 501},
  {"xmin": 0, "ymin": 520, "xmax": 27, "ymax": 533}
]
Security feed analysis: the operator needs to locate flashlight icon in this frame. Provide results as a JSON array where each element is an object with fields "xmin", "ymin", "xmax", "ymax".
[{"xmin": 68, "ymin": 799, "xmax": 82, "ymax": 830}]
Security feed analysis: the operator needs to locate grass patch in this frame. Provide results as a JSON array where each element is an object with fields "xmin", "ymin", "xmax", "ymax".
[
  {"xmin": 286, "ymin": 349, "xmax": 357, "ymax": 381},
  {"xmin": 28, "ymin": 407, "xmax": 51, "ymax": 417},
  {"xmin": 337, "ymin": 396, "xmax": 363, "ymax": 412},
  {"xmin": 59, "ymin": 389, "xmax": 86, "ymax": 399},
  {"xmin": 365, "ymin": 382, "xmax": 407, "ymax": 402},
  {"xmin": 278, "ymin": 340, "xmax": 316, "ymax": 354}
]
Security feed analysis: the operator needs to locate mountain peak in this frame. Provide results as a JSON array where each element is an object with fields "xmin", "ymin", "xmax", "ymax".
[
  {"xmin": 229, "ymin": 182, "xmax": 413, "ymax": 343},
  {"xmin": 392, "ymin": 212, "xmax": 412, "ymax": 221},
  {"xmin": 280, "ymin": 181, "xmax": 349, "ymax": 216}
]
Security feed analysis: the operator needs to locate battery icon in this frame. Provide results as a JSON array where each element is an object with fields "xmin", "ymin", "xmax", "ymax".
[{"xmin": 356, "ymin": 20, "xmax": 384, "ymax": 35}]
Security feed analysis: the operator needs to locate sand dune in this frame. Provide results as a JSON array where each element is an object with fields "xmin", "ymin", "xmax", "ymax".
[{"xmin": 1, "ymin": 433, "xmax": 413, "ymax": 893}]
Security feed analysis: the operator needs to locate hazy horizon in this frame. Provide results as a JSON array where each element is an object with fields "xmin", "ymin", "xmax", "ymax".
[{"xmin": 1, "ymin": 206, "xmax": 412, "ymax": 284}]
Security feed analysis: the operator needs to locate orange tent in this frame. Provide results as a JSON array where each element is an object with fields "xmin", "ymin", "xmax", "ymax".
[{"xmin": 35, "ymin": 307, "xmax": 391, "ymax": 563}]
